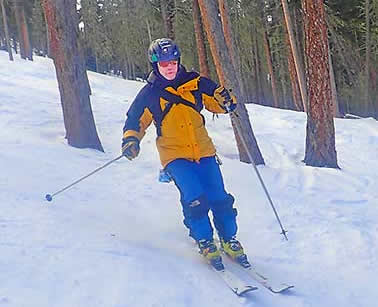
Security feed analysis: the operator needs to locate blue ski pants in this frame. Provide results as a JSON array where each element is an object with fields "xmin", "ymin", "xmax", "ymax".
[{"xmin": 165, "ymin": 156, "xmax": 238, "ymax": 242}]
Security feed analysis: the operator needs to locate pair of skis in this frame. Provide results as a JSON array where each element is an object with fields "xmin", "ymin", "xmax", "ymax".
[{"xmin": 210, "ymin": 254, "xmax": 294, "ymax": 296}]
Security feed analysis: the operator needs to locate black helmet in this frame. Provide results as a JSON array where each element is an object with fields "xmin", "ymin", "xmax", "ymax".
[{"xmin": 148, "ymin": 38, "xmax": 181, "ymax": 63}]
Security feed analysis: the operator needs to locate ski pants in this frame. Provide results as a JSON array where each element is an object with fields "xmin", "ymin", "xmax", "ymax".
[{"xmin": 165, "ymin": 156, "xmax": 238, "ymax": 242}]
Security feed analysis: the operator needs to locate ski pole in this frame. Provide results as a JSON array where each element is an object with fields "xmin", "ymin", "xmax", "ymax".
[
  {"xmin": 45, "ymin": 155, "xmax": 123, "ymax": 202},
  {"xmin": 229, "ymin": 110, "xmax": 289, "ymax": 241}
]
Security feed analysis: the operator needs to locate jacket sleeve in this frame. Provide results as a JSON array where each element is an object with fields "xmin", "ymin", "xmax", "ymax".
[
  {"xmin": 198, "ymin": 76, "xmax": 227, "ymax": 114},
  {"xmin": 122, "ymin": 85, "xmax": 153, "ymax": 141}
]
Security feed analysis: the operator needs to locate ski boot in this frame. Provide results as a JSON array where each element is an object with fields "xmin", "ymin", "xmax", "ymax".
[
  {"xmin": 221, "ymin": 237, "xmax": 251, "ymax": 268},
  {"xmin": 198, "ymin": 239, "xmax": 224, "ymax": 271}
]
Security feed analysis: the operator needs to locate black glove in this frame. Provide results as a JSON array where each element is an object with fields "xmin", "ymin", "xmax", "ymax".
[
  {"xmin": 121, "ymin": 136, "xmax": 140, "ymax": 160},
  {"xmin": 214, "ymin": 86, "xmax": 237, "ymax": 113}
]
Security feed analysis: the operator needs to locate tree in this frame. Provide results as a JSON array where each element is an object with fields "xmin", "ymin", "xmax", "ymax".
[
  {"xmin": 302, "ymin": 0, "xmax": 338, "ymax": 168},
  {"xmin": 1, "ymin": 0, "xmax": 13, "ymax": 61},
  {"xmin": 42, "ymin": 0, "xmax": 104, "ymax": 152},
  {"xmin": 198, "ymin": 0, "xmax": 264, "ymax": 165},
  {"xmin": 260, "ymin": 3, "xmax": 279, "ymax": 108},
  {"xmin": 284, "ymin": 21, "xmax": 302, "ymax": 111},
  {"xmin": 80, "ymin": 0, "xmax": 113, "ymax": 74},
  {"xmin": 364, "ymin": 0, "xmax": 372, "ymax": 115},
  {"xmin": 281, "ymin": 0, "xmax": 307, "ymax": 112},
  {"xmin": 192, "ymin": 0, "xmax": 210, "ymax": 78},
  {"xmin": 326, "ymin": 0, "xmax": 377, "ymax": 118},
  {"xmin": 160, "ymin": 0, "xmax": 175, "ymax": 39},
  {"xmin": 252, "ymin": 26, "xmax": 265, "ymax": 106},
  {"xmin": 34, "ymin": 0, "xmax": 375, "ymax": 118},
  {"xmin": 31, "ymin": 0, "xmax": 48, "ymax": 56},
  {"xmin": 327, "ymin": 38, "xmax": 340, "ymax": 117},
  {"xmin": 12, "ymin": 0, "xmax": 32, "ymax": 60}
]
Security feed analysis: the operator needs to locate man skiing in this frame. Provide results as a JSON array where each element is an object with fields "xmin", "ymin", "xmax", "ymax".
[{"xmin": 121, "ymin": 38, "xmax": 248, "ymax": 270}]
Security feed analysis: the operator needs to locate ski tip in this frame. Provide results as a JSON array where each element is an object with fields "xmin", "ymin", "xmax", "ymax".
[
  {"xmin": 235, "ymin": 286, "xmax": 258, "ymax": 296},
  {"xmin": 270, "ymin": 285, "xmax": 294, "ymax": 293}
]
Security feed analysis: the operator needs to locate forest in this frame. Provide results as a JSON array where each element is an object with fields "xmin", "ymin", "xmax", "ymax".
[
  {"xmin": 1, "ymin": 0, "xmax": 376, "ymax": 117},
  {"xmin": 0, "ymin": 0, "xmax": 377, "ymax": 168}
]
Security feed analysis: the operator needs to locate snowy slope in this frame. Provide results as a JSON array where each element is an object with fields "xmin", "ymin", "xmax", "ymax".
[{"xmin": 1, "ymin": 51, "xmax": 378, "ymax": 307}]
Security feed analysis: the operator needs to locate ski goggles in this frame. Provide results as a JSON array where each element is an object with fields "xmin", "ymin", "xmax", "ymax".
[{"xmin": 158, "ymin": 60, "xmax": 178, "ymax": 68}]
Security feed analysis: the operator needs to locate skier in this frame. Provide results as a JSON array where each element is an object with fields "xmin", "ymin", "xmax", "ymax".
[{"xmin": 121, "ymin": 38, "xmax": 248, "ymax": 270}]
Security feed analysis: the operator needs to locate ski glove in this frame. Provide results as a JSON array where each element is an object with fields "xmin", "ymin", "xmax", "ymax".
[
  {"xmin": 122, "ymin": 136, "xmax": 140, "ymax": 160},
  {"xmin": 214, "ymin": 86, "xmax": 237, "ymax": 113}
]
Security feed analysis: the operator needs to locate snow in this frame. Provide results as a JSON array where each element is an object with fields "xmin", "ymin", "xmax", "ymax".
[{"xmin": 1, "ymin": 51, "xmax": 378, "ymax": 307}]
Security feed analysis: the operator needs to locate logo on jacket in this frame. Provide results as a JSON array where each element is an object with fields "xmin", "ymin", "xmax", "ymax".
[{"xmin": 189, "ymin": 199, "xmax": 201, "ymax": 207}]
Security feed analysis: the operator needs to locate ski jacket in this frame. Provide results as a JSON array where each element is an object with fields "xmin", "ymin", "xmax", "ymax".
[{"xmin": 122, "ymin": 65, "xmax": 228, "ymax": 168}]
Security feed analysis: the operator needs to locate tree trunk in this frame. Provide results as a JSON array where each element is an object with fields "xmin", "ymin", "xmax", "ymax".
[
  {"xmin": 42, "ymin": 0, "xmax": 103, "ymax": 152},
  {"xmin": 160, "ymin": 0, "xmax": 175, "ymax": 40},
  {"xmin": 198, "ymin": 0, "xmax": 264, "ymax": 165},
  {"xmin": 250, "ymin": 32, "xmax": 259, "ymax": 104},
  {"xmin": 13, "ymin": 0, "xmax": 32, "ymax": 60},
  {"xmin": 279, "ymin": 52, "xmax": 289, "ymax": 109},
  {"xmin": 364, "ymin": 0, "xmax": 371, "ymax": 115},
  {"xmin": 11, "ymin": 33, "xmax": 17, "ymax": 53},
  {"xmin": 262, "ymin": 29, "xmax": 279, "ymax": 108},
  {"xmin": 13, "ymin": 1, "xmax": 25, "ymax": 59},
  {"xmin": 218, "ymin": 0, "xmax": 237, "ymax": 72},
  {"xmin": 281, "ymin": 0, "xmax": 308, "ymax": 112},
  {"xmin": 1, "ymin": 0, "xmax": 13, "ymax": 61},
  {"xmin": 95, "ymin": 52, "xmax": 99, "ymax": 73},
  {"xmin": 77, "ymin": 36, "xmax": 91, "ymax": 96},
  {"xmin": 146, "ymin": 19, "xmax": 152, "ymax": 43},
  {"xmin": 252, "ymin": 29, "xmax": 264, "ymax": 105},
  {"xmin": 283, "ymin": 18, "xmax": 302, "ymax": 111},
  {"xmin": 121, "ymin": 56, "xmax": 127, "ymax": 79},
  {"xmin": 192, "ymin": 0, "xmax": 210, "ymax": 78},
  {"xmin": 43, "ymin": 8, "xmax": 51, "ymax": 57},
  {"xmin": 259, "ymin": 2, "xmax": 280, "ymax": 109},
  {"xmin": 218, "ymin": 0, "xmax": 248, "ymax": 102},
  {"xmin": 302, "ymin": 0, "xmax": 338, "ymax": 168},
  {"xmin": 328, "ymin": 41, "xmax": 340, "ymax": 117}
]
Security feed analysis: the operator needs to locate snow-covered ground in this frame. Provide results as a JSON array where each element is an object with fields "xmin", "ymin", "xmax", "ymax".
[{"xmin": 1, "ymin": 51, "xmax": 378, "ymax": 307}]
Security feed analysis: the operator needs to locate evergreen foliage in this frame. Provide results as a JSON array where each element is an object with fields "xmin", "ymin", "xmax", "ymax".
[{"xmin": 1, "ymin": 0, "xmax": 376, "ymax": 118}]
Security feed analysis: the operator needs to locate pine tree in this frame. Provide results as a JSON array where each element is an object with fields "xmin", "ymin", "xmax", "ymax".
[
  {"xmin": 302, "ymin": 0, "xmax": 339, "ymax": 168},
  {"xmin": 42, "ymin": 0, "xmax": 104, "ymax": 152},
  {"xmin": 198, "ymin": 0, "xmax": 265, "ymax": 165},
  {"xmin": 1, "ymin": 0, "xmax": 13, "ymax": 60}
]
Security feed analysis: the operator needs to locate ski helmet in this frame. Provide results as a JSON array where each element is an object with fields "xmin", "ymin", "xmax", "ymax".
[{"xmin": 148, "ymin": 38, "xmax": 181, "ymax": 64}]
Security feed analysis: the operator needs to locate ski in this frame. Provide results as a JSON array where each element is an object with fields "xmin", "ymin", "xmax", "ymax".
[
  {"xmin": 211, "ymin": 265, "xmax": 258, "ymax": 296},
  {"xmin": 193, "ymin": 240, "xmax": 257, "ymax": 296},
  {"xmin": 242, "ymin": 266, "xmax": 294, "ymax": 293},
  {"xmin": 221, "ymin": 253, "xmax": 294, "ymax": 294}
]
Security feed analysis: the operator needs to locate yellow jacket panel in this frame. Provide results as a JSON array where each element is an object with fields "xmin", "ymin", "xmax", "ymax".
[{"xmin": 122, "ymin": 66, "xmax": 234, "ymax": 168}]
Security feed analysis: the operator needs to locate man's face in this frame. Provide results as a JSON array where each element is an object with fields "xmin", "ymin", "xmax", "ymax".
[{"xmin": 157, "ymin": 60, "xmax": 178, "ymax": 80}]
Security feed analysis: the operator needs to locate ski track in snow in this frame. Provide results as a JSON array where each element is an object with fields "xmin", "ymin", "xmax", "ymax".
[{"xmin": 1, "ymin": 52, "xmax": 378, "ymax": 307}]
